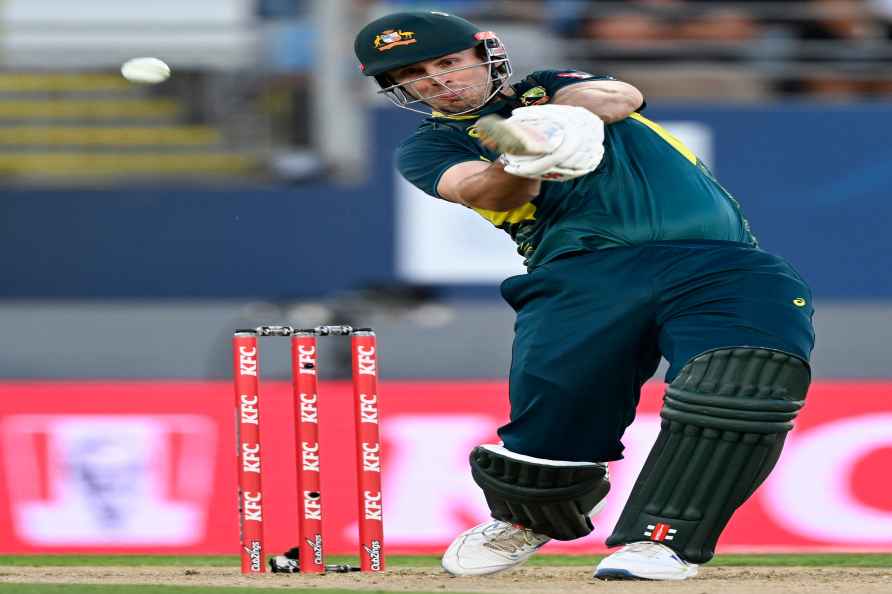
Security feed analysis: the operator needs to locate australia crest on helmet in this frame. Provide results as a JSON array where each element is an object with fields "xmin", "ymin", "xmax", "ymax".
[{"xmin": 374, "ymin": 29, "xmax": 416, "ymax": 52}]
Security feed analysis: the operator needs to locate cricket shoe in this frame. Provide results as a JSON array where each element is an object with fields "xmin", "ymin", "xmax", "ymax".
[
  {"xmin": 441, "ymin": 519, "xmax": 550, "ymax": 576},
  {"xmin": 594, "ymin": 541, "xmax": 699, "ymax": 580}
]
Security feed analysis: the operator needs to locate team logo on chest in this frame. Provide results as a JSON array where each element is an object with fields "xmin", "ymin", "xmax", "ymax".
[{"xmin": 520, "ymin": 86, "xmax": 549, "ymax": 106}]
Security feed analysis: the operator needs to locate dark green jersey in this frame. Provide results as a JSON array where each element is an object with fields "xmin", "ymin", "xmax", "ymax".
[{"xmin": 396, "ymin": 69, "xmax": 757, "ymax": 269}]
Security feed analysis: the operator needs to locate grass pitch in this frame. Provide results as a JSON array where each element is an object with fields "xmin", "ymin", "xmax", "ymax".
[
  {"xmin": 0, "ymin": 553, "xmax": 889, "ymax": 594},
  {"xmin": 1, "ymin": 553, "xmax": 891, "ymax": 568}
]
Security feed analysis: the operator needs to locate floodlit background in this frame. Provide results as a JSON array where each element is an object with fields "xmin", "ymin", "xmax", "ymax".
[{"xmin": 1, "ymin": 0, "xmax": 890, "ymax": 555}]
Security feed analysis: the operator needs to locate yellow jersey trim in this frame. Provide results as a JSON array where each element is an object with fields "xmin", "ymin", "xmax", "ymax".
[
  {"xmin": 628, "ymin": 113, "xmax": 698, "ymax": 165},
  {"xmin": 472, "ymin": 202, "xmax": 537, "ymax": 227},
  {"xmin": 431, "ymin": 110, "xmax": 480, "ymax": 120},
  {"xmin": 468, "ymin": 156, "xmax": 536, "ymax": 226}
]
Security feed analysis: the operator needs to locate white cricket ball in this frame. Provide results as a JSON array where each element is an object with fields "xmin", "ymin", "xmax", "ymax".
[{"xmin": 120, "ymin": 57, "xmax": 171, "ymax": 84}]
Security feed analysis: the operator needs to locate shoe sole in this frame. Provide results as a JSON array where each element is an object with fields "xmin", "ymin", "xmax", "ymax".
[
  {"xmin": 442, "ymin": 550, "xmax": 535, "ymax": 577},
  {"xmin": 594, "ymin": 568, "xmax": 643, "ymax": 580},
  {"xmin": 442, "ymin": 561, "xmax": 525, "ymax": 577},
  {"xmin": 594, "ymin": 567, "xmax": 698, "ymax": 581}
]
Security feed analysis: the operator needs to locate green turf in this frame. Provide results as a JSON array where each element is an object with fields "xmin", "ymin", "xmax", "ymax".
[
  {"xmin": 0, "ymin": 556, "xmax": 240, "ymax": 567},
  {"xmin": 1, "ymin": 553, "xmax": 891, "ymax": 568}
]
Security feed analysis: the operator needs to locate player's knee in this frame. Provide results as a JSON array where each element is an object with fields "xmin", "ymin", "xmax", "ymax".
[
  {"xmin": 469, "ymin": 444, "xmax": 609, "ymax": 540},
  {"xmin": 665, "ymin": 347, "xmax": 811, "ymax": 432}
]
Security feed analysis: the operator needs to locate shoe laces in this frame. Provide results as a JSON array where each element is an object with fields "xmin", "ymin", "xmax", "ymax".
[{"xmin": 483, "ymin": 522, "xmax": 548, "ymax": 554}]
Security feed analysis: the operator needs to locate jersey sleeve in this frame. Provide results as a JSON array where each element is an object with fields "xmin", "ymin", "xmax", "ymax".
[
  {"xmin": 396, "ymin": 127, "xmax": 483, "ymax": 199},
  {"xmin": 526, "ymin": 69, "xmax": 646, "ymax": 112}
]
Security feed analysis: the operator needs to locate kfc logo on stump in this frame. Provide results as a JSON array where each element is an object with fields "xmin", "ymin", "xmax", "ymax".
[
  {"xmin": 300, "ymin": 392, "xmax": 318, "ymax": 423},
  {"xmin": 363, "ymin": 490, "xmax": 383, "ymax": 521},
  {"xmin": 303, "ymin": 491, "xmax": 322, "ymax": 521},
  {"xmin": 243, "ymin": 491, "xmax": 263, "ymax": 522},
  {"xmin": 356, "ymin": 346, "xmax": 376, "ymax": 376},
  {"xmin": 362, "ymin": 442, "xmax": 381, "ymax": 472},
  {"xmin": 297, "ymin": 345, "xmax": 316, "ymax": 376},
  {"xmin": 239, "ymin": 394, "xmax": 259, "ymax": 425},
  {"xmin": 239, "ymin": 346, "xmax": 257, "ymax": 376},
  {"xmin": 359, "ymin": 393, "xmax": 379, "ymax": 424}
]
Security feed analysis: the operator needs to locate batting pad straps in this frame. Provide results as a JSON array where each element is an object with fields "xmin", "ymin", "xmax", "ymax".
[
  {"xmin": 470, "ymin": 444, "xmax": 609, "ymax": 541},
  {"xmin": 606, "ymin": 348, "xmax": 810, "ymax": 563}
]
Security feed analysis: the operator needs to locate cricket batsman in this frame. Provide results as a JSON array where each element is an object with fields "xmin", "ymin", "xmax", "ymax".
[{"xmin": 354, "ymin": 11, "xmax": 815, "ymax": 580}]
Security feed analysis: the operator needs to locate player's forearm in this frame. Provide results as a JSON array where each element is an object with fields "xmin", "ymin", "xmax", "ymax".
[
  {"xmin": 454, "ymin": 161, "xmax": 540, "ymax": 211},
  {"xmin": 553, "ymin": 82, "xmax": 644, "ymax": 124}
]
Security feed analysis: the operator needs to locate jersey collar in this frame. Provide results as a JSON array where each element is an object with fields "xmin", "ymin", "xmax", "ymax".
[{"xmin": 430, "ymin": 96, "xmax": 513, "ymax": 120}]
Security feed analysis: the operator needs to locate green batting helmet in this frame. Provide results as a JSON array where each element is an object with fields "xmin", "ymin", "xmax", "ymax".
[
  {"xmin": 355, "ymin": 11, "xmax": 484, "ymax": 76},
  {"xmin": 354, "ymin": 11, "xmax": 512, "ymax": 114}
]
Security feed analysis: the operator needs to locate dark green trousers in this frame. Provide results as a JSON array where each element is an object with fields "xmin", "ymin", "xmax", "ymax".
[{"xmin": 497, "ymin": 240, "xmax": 815, "ymax": 462}]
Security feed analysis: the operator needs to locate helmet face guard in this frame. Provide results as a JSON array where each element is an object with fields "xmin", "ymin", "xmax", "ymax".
[{"xmin": 374, "ymin": 33, "xmax": 513, "ymax": 116}]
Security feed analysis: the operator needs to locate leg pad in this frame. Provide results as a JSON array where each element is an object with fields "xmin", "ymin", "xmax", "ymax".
[
  {"xmin": 606, "ymin": 348, "xmax": 810, "ymax": 562},
  {"xmin": 471, "ymin": 444, "xmax": 609, "ymax": 541}
]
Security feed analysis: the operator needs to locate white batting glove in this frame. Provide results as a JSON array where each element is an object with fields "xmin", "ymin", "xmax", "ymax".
[{"xmin": 479, "ymin": 105, "xmax": 605, "ymax": 181}]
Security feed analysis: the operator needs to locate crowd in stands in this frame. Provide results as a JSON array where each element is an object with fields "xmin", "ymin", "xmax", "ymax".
[
  {"xmin": 366, "ymin": 0, "xmax": 892, "ymax": 99},
  {"xmin": 0, "ymin": 0, "xmax": 885, "ymax": 186}
]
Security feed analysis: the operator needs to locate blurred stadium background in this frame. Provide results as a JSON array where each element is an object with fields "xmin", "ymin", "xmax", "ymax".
[{"xmin": 1, "ymin": 0, "xmax": 890, "ymax": 557}]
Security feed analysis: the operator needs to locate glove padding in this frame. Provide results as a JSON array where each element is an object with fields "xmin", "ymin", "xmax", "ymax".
[{"xmin": 500, "ymin": 105, "xmax": 605, "ymax": 181}]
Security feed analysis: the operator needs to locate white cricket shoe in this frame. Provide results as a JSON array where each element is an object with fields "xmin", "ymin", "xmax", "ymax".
[
  {"xmin": 594, "ymin": 541, "xmax": 699, "ymax": 580},
  {"xmin": 441, "ymin": 519, "xmax": 550, "ymax": 576}
]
